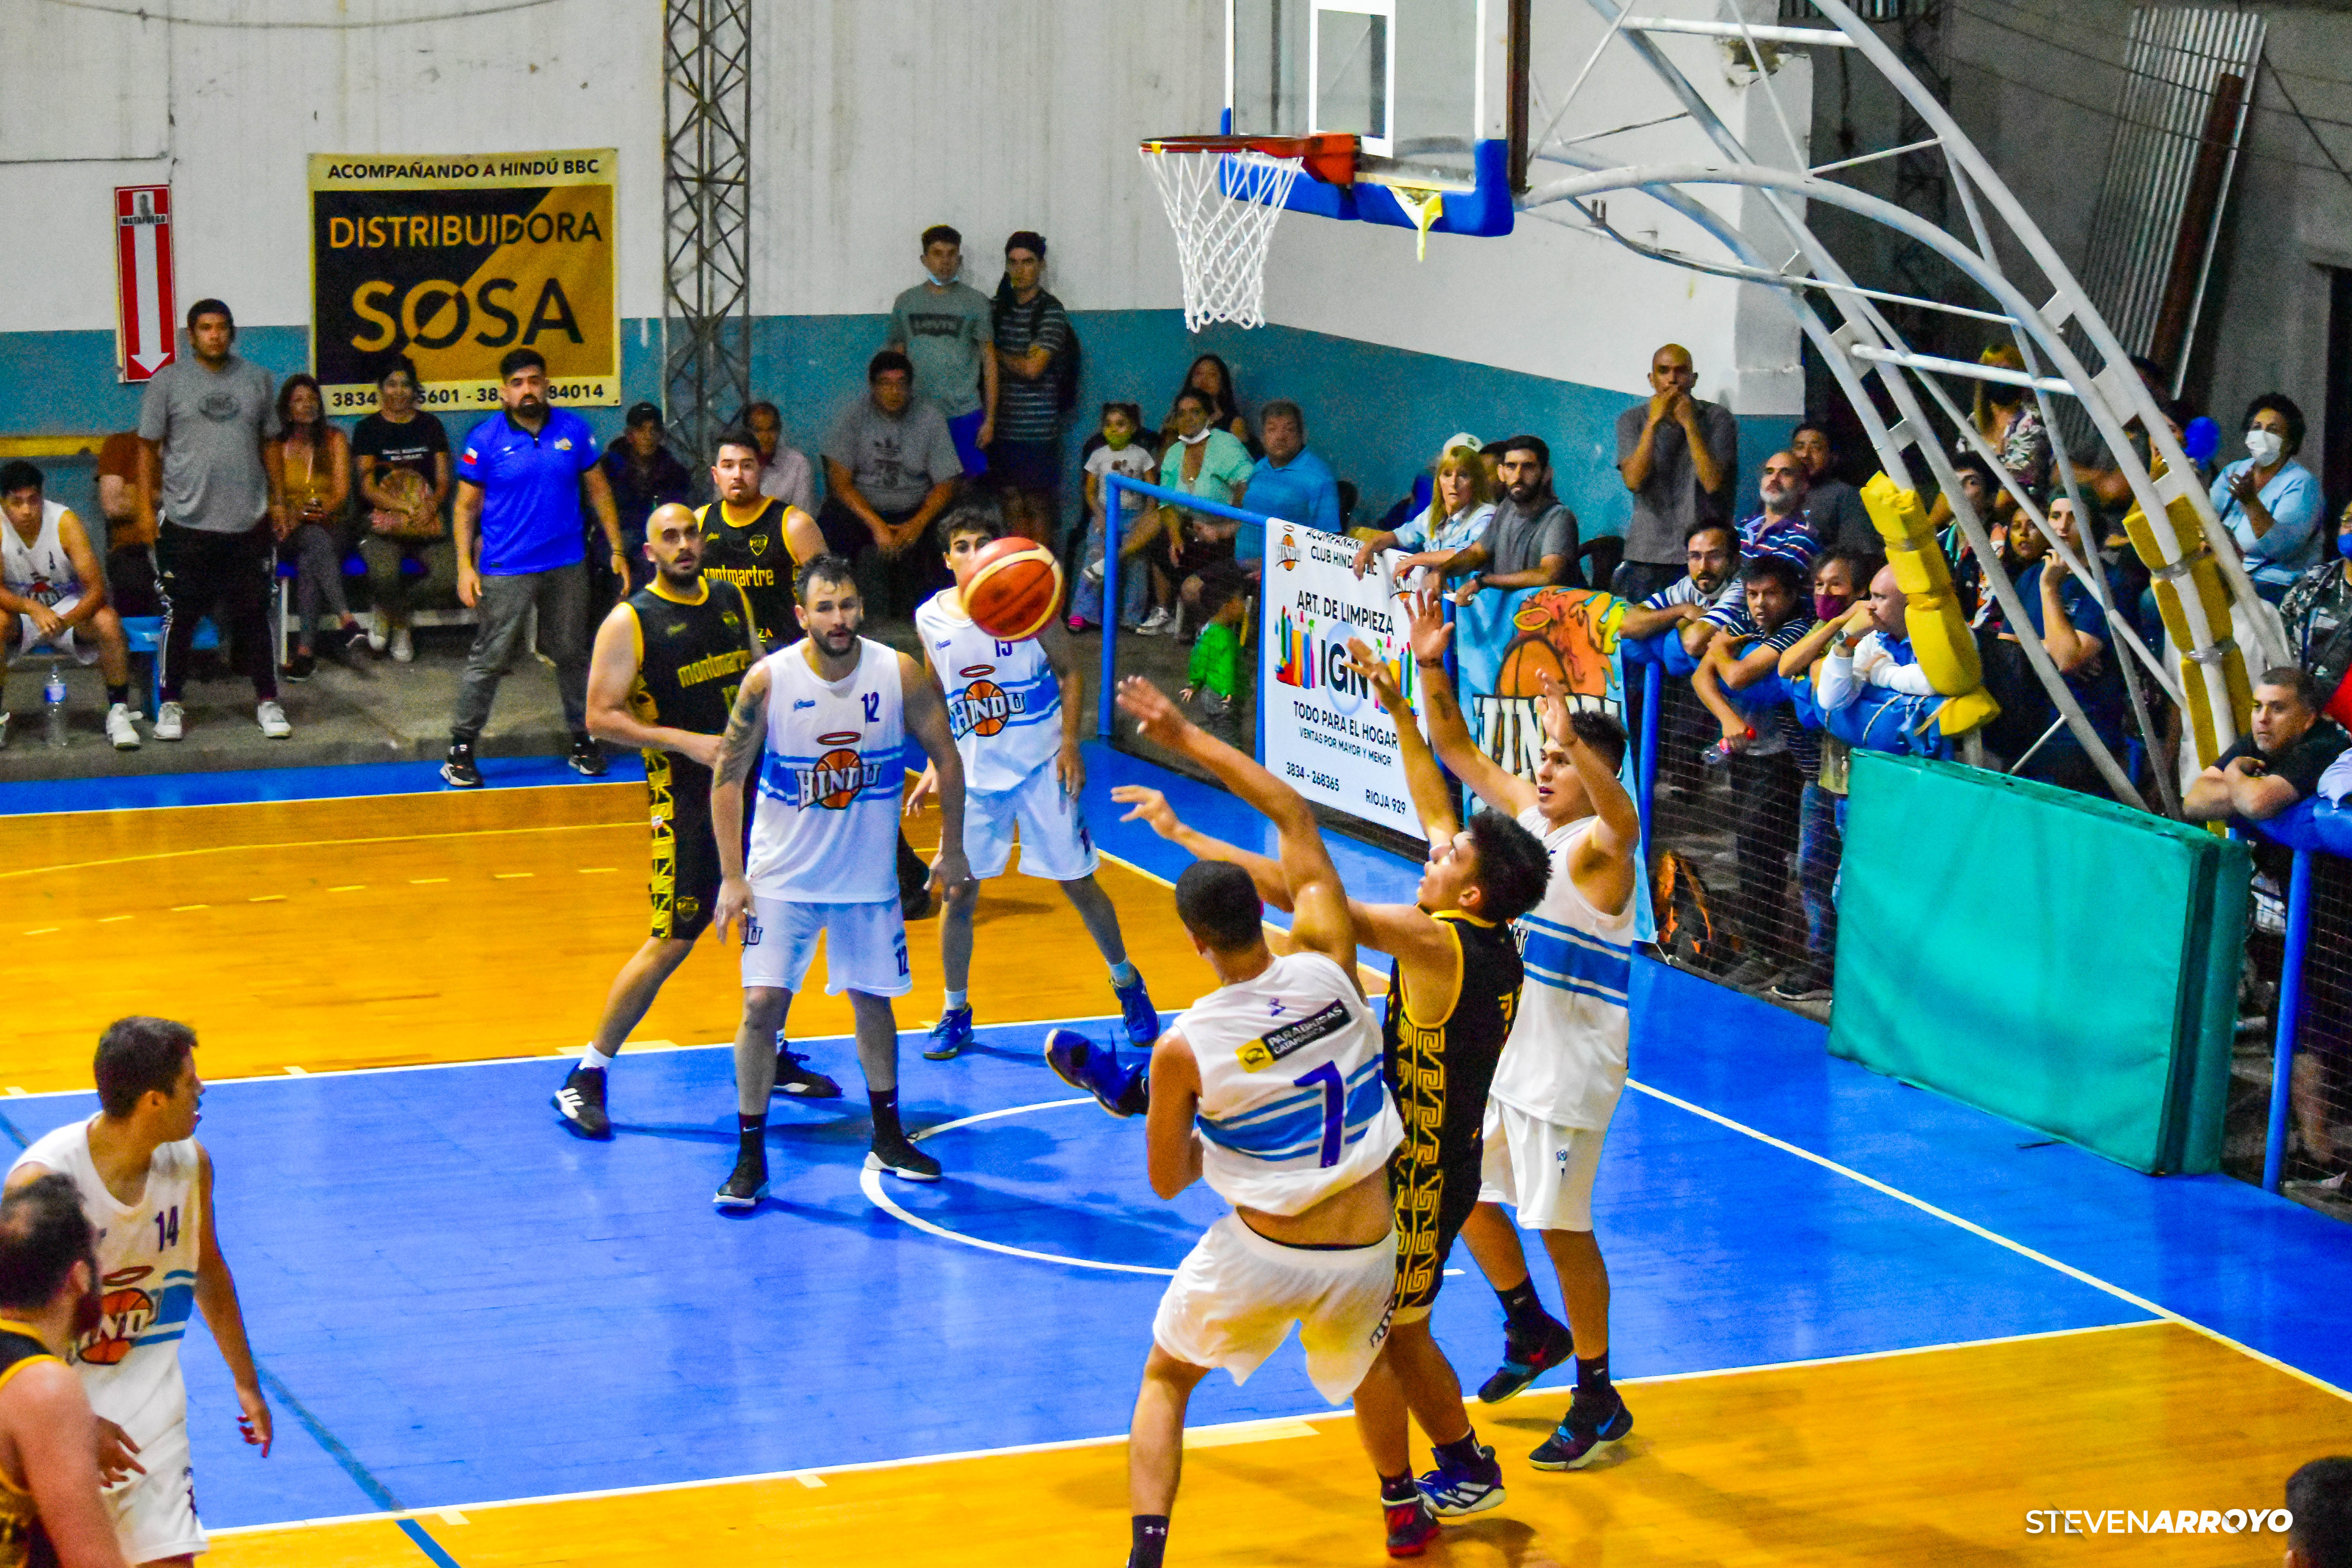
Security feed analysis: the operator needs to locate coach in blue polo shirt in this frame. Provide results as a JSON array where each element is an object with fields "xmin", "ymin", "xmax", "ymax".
[
  {"xmin": 443, "ymin": 347, "xmax": 626, "ymax": 788},
  {"xmin": 1239, "ymin": 400, "xmax": 1341, "ymax": 533}
]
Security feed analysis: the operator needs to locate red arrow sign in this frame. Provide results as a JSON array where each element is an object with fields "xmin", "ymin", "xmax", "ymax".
[{"xmin": 115, "ymin": 185, "xmax": 177, "ymax": 383}]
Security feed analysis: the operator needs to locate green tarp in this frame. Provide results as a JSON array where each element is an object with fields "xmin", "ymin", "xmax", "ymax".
[{"xmin": 1829, "ymin": 753, "xmax": 2248, "ymax": 1174}]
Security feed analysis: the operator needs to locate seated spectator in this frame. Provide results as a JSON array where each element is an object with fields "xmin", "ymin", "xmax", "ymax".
[
  {"xmin": 1617, "ymin": 521, "xmax": 1741, "ymax": 659},
  {"xmin": 2281, "ymin": 499, "xmax": 2352, "ymax": 711},
  {"xmin": 1444, "ymin": 435, "xmax": 1577, "ymax": 605},
  {"xmin": 1179, "ymin": 560, "xmax": 1250, "ymax": 746},
  {"xmin": 0, "ymin": 459, "xmax": 140, "ymax": 750},
  {"xmin": 819, "ymin": 350, "xmax": 961, "ymax": 620},
  {"xmin": 269, "ymin": 373, "xmax": 363, "ymax": 681},
  {"xmin": 1614, "ymin": 341, "xmax": 1738, "ymax": 602},
  {"xmin": 2285, "ymin": 1455, "xmax": 2352, "ymax": 1568},
  {"xmin": 2212, "ymin": 392, "xmax": 2323, "ymax": 603},
  {"xmin": 92, "ymin": 427, "xmax": 159, "ymax": 616},
  {"xmin": 989, "ymin": 231, "xmax": 1073, "ymax": 546},
  {"xmin": 1350, "ymin": 436, "xmax": 1492, "ymax": 586},
  {"xmin": 352, "ymin": 357, "xmax": 454, "ymax": 664},
  {"xmin": 1791, "ymin": 420, "xmax": 1874, "ymax": 551},
  {"xmin": 1160, "ymin": 353, "xmax": 1254, "ymax": 454},
  {"xmin": 1125, "ymin": 388, "xmax": 1250, "ymax": 637},
  {"xmin": 888, "ymin": 223, "xmax": 995, "ymax": 481},
  {"xmin": 2184, "ymin": 667, "xmax": 2348, "ymax": 825},
  {"xmin": 1993, "ymin": 497, "xmax": 2129, "ymax": 795},
  {"xmin": 598, "ymin": 402, "xmax": 693, "ymax": 601},
  {"xmin": 740, "ymin": 400, "xmax": 818, "ymax": 515},
  {"xmin": 1690, "ymin": 552, "xmax": 1816, "ymax": 990},
  {"xmin": 1073, "ymin": 401, "xmax": 1155, "ymax": 633},
  {"xmin": 1239, "ymin": 401, "xmax": 1339, "ymax": 534},
  {"xmin": 1736, "ymin": 449, "xmax": 1820, "ymax": 576}
]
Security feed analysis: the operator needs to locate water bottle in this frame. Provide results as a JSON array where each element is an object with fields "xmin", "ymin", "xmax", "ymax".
[{"xmin": 42, "ymin": 664, "xmax": 67, "ymax": 749}]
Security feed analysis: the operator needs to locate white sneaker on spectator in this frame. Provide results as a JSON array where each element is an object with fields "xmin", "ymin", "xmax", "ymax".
[
  {"xmin": 367, "ymin": 612, "xmax": 389, "ymax": 654},
  {"xmin": 105, "ymin": 704, "xmax": 141, "ymax": 751},
  {"xmin": 391, "ymin": 626, "xmax": 414, "ymax": 663},
  {"xmin": 1136, "ymin": 607, "xmax": 1172, "ymax": 636},
  {"xmin": 153, "ymin": 701, "xmax": 185, "ymax": 741},
  {"xmin": 257, "ymin": 701, "xmax": 292, "ymax": 739},
  {"xmin": 0, "ymin": 712, "xmax": 10, "ymax": 750}
]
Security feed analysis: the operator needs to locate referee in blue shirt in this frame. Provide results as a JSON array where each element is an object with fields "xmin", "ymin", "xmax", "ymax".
[{"xmin": 443, "ymin": 348, "xmax": 627, "ymax": 787}]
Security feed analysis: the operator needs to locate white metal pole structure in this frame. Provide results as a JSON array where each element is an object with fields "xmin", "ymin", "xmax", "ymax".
[{"xmin": 1507, "ymin": 0, "xmax": 2275, "ymax": 808}]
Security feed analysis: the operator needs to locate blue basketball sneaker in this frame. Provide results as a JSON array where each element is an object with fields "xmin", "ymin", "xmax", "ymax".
[
  {"xmin": 1416, "ymin": 1440, "xmax": 1506, "ymax": 1517},
  {"xmin": 1044, "ymin": 1027, "xmax": 1145, "ymax": 1117},
  {"xmin": 923, "ymin": 1005, "xmax": 974, "ymax": 1061},
  {"xmin": 1528, "ymin": 1387, "xmax": 1633, "ymax": 1470},
  {"xmin": 1113, "ymin": 972, "xmax": 1162, "ymax": 1048}
]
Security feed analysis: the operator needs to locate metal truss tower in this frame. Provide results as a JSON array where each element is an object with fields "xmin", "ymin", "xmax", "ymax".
[{"xmin": 662, "ymin": 0, "xmax": 752, "ymax": 467}]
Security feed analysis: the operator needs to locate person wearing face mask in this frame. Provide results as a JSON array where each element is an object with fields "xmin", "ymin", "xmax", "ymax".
[
  {"xmin": 887, "ymin": 225, "xmax": 996, "ymax": 481},
  {"xmin": 1128, "ymin": 390, "xmax": 1252, "ymax": 637},
  {"xmin": 2279, "ymin": 499, "xmax": 2352, "ymax": 719},
  {"xmin": 2211, "ymin": 393, "xmax": 2324, "ymax": 603}
]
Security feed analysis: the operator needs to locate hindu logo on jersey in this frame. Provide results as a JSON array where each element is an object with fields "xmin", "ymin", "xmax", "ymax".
[
  {"xmin": 76, "ymin": 1265, "xmax": 157, "ymax": 1367},
  {"xmin": 796, "ymin": 732, "xmax": 888, "ymax": 810},
  {"xmin": 948, "ymin": 664, "xmax": 1027, "ymax": 740}
]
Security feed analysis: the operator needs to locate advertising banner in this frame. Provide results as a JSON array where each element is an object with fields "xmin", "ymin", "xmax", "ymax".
[
  {"xmin": 1260, "ymin": 526, "xmax": 1428, "ymax": 838},
  {"xmin": 308, "ymin": 150, "xmax": 619, "ymax": 415}
]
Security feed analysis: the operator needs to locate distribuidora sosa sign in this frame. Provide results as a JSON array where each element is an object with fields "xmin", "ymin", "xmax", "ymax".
[{"xmin": 1260, "ymin": 525, "xmax": 1428, "ymax": 837}]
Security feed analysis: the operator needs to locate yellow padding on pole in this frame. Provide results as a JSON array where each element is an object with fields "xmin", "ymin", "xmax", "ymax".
[
  {"xmin": 2116, "ymin": 486, "xmax": 2250, "ymax": 768},
  {"xmin": 1860, "ymin": 475, "xmax": 1993, "ymax": 726}
]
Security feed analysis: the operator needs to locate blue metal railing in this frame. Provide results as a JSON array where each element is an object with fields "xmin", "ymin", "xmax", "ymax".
[{"xmin": 2264, "ymin": 849, "xmax": 2316, "ymax": 1194}]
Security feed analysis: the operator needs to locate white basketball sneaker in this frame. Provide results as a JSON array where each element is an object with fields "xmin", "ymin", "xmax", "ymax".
[
  {"xmin": 366, "ymin": 610, "xmax": 389, "ymax": 653},
  {"xmin": 105, "ymin": 704, "xmax": 141, "ymax": 751},
  {"xmin": 152, "ymin": 701, "xmax": 185, "ymax": 741},
  {"xmin": 257, "ymin": 701, "xmax": 292, "ymax": 739}
]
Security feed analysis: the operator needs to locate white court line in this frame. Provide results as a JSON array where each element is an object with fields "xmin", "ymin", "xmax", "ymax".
[
  {"xmin": 205, "ymin": 1319, "xmax": 2176, "ymax": 1539},
  {"xmin": 1624, "ymin": 1076, "xmax": 2352, "ymax": 1403}
]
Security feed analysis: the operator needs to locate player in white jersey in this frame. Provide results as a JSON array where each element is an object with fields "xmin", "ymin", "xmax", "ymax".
[
  {"xmin": 0, "ymin": 461, "xmax": 140, "ymax": 752},
  {"xmin": 708, "ymin": 553, "xmax": 973, "ymax": 1208},
  {"xmin": 905, "ymin": 509, "xmax": 1159, "ymax": 1062},
  {"xmin": 1402, "ymin": 588, "xmax": 1643, "ymax": 1472},
  {"xmin": 5, "ymin": 1018, "xmax": 272, "ymax": 1567},
  {"xmin": 1071, "ymin": 676, "xmax": 1406, "ymax": 1568}
]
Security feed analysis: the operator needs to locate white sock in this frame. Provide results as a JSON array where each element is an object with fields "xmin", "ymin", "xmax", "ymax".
[
  {"xmin": 581, "ymin": 1045, "xmax": 615, "ymax": 1072},
  {"xmin": 944, "ymin": 989, "xmax": 969, "ymax": 1013}
]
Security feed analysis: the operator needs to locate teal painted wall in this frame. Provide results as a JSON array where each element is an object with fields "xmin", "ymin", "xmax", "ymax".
[{"xmin": 1, "ymin": 316, "xmax": 1791, "ymax": 551}]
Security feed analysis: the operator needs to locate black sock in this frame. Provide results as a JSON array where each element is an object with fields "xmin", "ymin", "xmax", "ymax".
[
  {"xmin": 106, "ymin": 683, "xmax": 129, "ymax": 709},
  {"xmin": 1496, "ymin": 1279, "xmax": 1550, "ymax": 1336},
  {"xmin": 736, "ymin": 1113, "xmax": 765, "ymax": 1156},
  {"xmin": 1577, "ymin": 1353, "xmax": 1611, "ymax": 1395},
  {"xmin": 1128, "ymin": 1514, "xmax": 1170, "ymax": 1568},
  {"xmin": 1433, "ymin": 1431, "xmax": 1484, "ymax": 1469},
  {"xmin": 1379, "ymin": 1472, "xmax": 1416, "ymax": 1505},
  {"xmin": 869, "ymin": 1089, "xmax": 904, "ymax": 1143}
]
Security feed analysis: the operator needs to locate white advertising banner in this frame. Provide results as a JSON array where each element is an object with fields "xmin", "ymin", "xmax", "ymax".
[{"xmin": 1259, "ymin": 525, "xmax": 1430, "ymax": 838}]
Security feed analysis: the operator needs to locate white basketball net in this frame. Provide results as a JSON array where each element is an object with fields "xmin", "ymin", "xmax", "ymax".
[{"xmin": 1139, "ymin": 145, "xmax": 1305, "ymax": 332}]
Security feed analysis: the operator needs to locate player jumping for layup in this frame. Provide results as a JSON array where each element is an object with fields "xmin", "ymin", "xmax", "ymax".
[
  {"xmin": 1088, "ymin": 652, "xmax": 1553, "ymax": 1555},
  {"xmin": 7, "ymin": 1018, "xmax": 272, "ymax": 1568},
  {"xmin": 1407, "ymin": 588, "xmax": 1643, "ymax": 1469},
  {"xmin": 709, "ymin": 554, "xmax": 973, "ymax": 1206},
  {"xmin": 907, "ymin": 508, "xmax": 1158, "ymax": 1060}
]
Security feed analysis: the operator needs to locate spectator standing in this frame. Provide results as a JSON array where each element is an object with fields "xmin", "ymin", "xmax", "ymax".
[
  {"xmin": 136, "ymin": 298, "xmax": 291, "ymax": 742},
  {"xmin": 0, "ymin": 460, "xmax": 142, "ymax": 751},
  {"xmin": 1790, "ymin": 421, "xmax": 1875, "ymax": 551},
  {"xmin": 92, "ymin": 429, "xmax": 159, "ymax": 616},
  {"xmin": 1163, "ymin": 354, "xmax": 1255, "ymax": 453},
  {"xmin": 1074, "ymin": 402, "xmax": 1155, "ymax": 633},
  {"xmin": 741, "ymin": 400, "xmax": 818, "ymax": 516},
  {"xmin": 1736, "ymin": 450, "xmax": 1820, "ymax": 576},
  {"xmin": 989, "ymin": 231, "xmax": 1073, "ymax": 546},
  {"xmin": 1351, "ymin": 437, "xmax": 1492, "ymax": 585},
  {"xmin": 2281, "ymin": 501, "xmax": 2352, "ymax": 708},
  {"xmin": 888, "ymin": 224, "xmax": 996, "ymax": 480},
  {"xmin": 1949, "ymin": 345, "xmax": 2050, "ymax": 524},
  {"xmin": 442, "ymin": 348, "xmax": 625, "ymax": 789},
  {"xmin": 819, "ymin": 350, "xmax": 962, "ymax": 620},
  {"xmin": 2212, "ymin": 393, "xmax": 2324, "ymax": 603},
  {"xmin": 1443, "ymin": 436, "xmax": 1576, "ymax": 606},
  {"xmin": 269, "ymin": 374, "xmax": 362, "ymax": 681},
  {"xmin": 1132, "ymin": 388, "xmax": 1252, "ymax": 636},
  {"xmin": 1995, "ymin": 497, "xmax": 2128, "ymax": 796},
  {"xmin": 352, "ymin": 358, "xmax": 453, "ymax": 665},
  {"xmin": 597, "ymin": 402, "xmax": 693, "ymax": 601},
  {"xmin": 1614, "ymin": 343, "xmax": 1738, "ymax": 602},
  {"xmin": 1240, "ymin": 401, "xmax": 1341, "ymax": 535}
]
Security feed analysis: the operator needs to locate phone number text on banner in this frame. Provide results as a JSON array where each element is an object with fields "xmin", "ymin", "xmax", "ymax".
[
  {"xmin": 1260, "ymin": 525, "xmax": 1429, "ymax": 837},
  {"xmin": 308, "ymin": 150, "xmax": 619, "ymax": 413}
]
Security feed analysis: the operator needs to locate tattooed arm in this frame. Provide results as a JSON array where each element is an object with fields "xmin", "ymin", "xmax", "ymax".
[{"xmin": 711, "ymin": 660, "xmax": 772, "ymax": 943}]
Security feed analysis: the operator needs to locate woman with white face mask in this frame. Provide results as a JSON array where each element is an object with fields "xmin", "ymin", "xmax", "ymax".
[{"xmin": 2212, "ymin": 392, "xmax": 2324, "ymax": 602}]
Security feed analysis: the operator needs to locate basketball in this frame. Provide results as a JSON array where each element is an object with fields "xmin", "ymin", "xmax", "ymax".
[{"xmin": 964, "ymin": 536, "xmax": 1063, "ymax": 642}]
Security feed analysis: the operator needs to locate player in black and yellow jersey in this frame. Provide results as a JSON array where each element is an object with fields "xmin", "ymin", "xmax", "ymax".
[
  {"xmin": 1085, "ymin": 641, "xmax": 1550, "ymax": 1554},
  {"xmin": 697, "ymin": 429, "xmax": 825, "ymax": 651},
  {"xmin": 0, "ymin": 1174, "xmax": 129, "ymax": 1568},
  {"xmin": 553, "ymin": 503, "xmax": 838, "ymax": 1140}
]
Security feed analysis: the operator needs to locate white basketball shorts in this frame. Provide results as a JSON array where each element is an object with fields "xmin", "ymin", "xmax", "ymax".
[
  {"xmin": 740, "ymin": 896, "xmax": 911, "ymax": 997},
  {"xmin": 11, "ymin": 600, "xmax": 99, "ymax": 665},
  {"xmin": 1477, "ymin": 1098, "xmax": 1608, "ymax": 1232},
  {"xmin": 1151, "ymin": 1214, "xmax": 1397, "ymax": 1405},
  {"xmin": 103, "ymin": 1410, "xmax": 206, "ymax": 1563},
  {"xmin": 964, "ymin": 764, "xmax": 1099, "ymax": 882}
]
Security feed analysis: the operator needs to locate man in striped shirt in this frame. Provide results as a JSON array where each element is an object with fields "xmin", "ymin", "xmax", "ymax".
[{"xmin": 988, "ymin": 232, "xmax": 1072, "ymax": 546}]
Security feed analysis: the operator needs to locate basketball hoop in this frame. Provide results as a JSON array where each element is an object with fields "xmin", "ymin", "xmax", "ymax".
[{"xmin": 1138, "ymin": 134, "xmax": 1356, "ymax": 332}]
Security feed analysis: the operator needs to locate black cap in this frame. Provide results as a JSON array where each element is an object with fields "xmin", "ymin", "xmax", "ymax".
[{"xmin": 625, "ymin": 401, "xmax": 663, "ymax": 427}]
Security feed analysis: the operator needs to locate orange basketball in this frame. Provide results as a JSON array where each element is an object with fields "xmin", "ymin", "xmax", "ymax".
[{"xmin": 965, "ymin": 536, "xmax": 1063, "ymax": 641}]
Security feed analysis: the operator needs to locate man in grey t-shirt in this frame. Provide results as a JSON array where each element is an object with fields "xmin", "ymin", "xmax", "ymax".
[
  {"xmin": 1444, "ymin": 436, "xmax": 1578, "ymax": 606},
  {"xmin": 887, "ymin": 224, "xmax": 997, "ymax": 482},
  {"xmin": 134, "ymin": 298, "xmax": 290, "ymax": 742},
  {"xmin": 820, "ymin": 350, "xmax": 963, "ymax": 619},
  {"xmin": 1614, "ymin": 342, "xmax": 1739, "ymax": 603}
]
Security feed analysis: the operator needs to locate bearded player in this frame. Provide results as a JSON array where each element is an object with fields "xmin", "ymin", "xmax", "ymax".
[
  {"xmin": 708, "ymin": 554, "xmax": 973, "ymax": 1206},
  {"xmin": 6, "ymin": 1018, "xmax": 271, "ymax": 1568},
  {"xmin": 906, "ymin": 507, "xmax": 1158, "ymax": 1062}
]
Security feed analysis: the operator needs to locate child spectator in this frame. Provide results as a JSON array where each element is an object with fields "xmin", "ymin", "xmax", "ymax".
[
  {"xmin": 1180, "ymin": 561, "xmax": 1249, "ymax": 746},
  {"xmin": 1074, "ymin": 402, "xmax": 1155, "ymax": 632}
]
